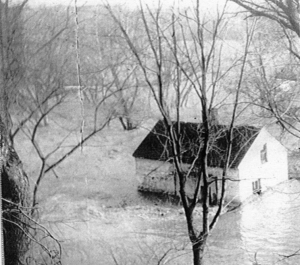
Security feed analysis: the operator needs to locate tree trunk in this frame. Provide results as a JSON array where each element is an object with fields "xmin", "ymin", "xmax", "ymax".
[
  {"xmin": 192, "ymin": 240, "xmax": 205, "ymax": 265},
  {"xmin": 118, "ymin": 116, "xmax": 136, "ymax": 131},
  {"xmin": 0, "ymin": 65, "xmax": 31, "ymax": 264},
  {"xmin": 0, "ymin": 1, "xmax": 31, "ymax": 262},
  {"xmin": 119, "ymin": 117, "xmax": 127, "ymax": 130},
  {"xmin": 1, "ymin": 116, "xmax": 31, "ymax": 265}
]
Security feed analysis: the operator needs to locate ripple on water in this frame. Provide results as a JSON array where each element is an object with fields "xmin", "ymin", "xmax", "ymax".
[
  {"xmin": 206, "ymin": 180, "xmax": 300, "ymax": 264},
  {"xmin": 151, "ymin": 181, "xmax": 300, "ymax": 264}
]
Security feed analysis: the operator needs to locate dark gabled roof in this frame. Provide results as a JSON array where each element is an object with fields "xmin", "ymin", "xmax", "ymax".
[{"xmin": 133, "ymin": 120, "xmax": 260, "ymax": 169}]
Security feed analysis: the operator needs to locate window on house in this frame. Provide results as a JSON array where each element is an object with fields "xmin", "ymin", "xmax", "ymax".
[
  {"xmin": 252, "ymin": 179, "xmax": 261, "ymax": 194},
  {"xmin": 260, "ymin": 143, "xmax": 268, "ymax": 163}
]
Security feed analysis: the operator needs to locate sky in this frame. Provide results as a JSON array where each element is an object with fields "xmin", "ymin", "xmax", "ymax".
[
  {"xmin": 27, "ymin": 0, "xmax": 232, "ymax": 10},
  {"xmin": 24, "ymin": 0, "xmax": 240, "ymax": 17}
]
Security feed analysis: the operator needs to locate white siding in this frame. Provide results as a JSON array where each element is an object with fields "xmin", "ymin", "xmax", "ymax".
[
  {"xmin": 135, "ymin": 158, "xmax": 175, "ymax": 194},
  {"xmin": 238, "ymin": 127, "xmax": 288, "ymax": 201},
  {"xmin": 135, "ymin": 158, "xmax": 239, "ymax": 203},
  {"xmin": 224, "ymin": 169, "xmax": 240, "ymax": 204}
]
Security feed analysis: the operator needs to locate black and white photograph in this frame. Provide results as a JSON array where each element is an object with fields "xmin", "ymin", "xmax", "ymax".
[{"xmin": 1, "ymin": 0, "xmax": 300, "ymax": 264}]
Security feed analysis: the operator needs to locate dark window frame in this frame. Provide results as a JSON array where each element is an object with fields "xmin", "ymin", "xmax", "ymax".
[
  {"xmin": 252, "ymin": 179, "xmax": 261, "ymax": 194},
  {"xmin": 260, "ymin": 143, "xmax": 268, "ymax": 163}
]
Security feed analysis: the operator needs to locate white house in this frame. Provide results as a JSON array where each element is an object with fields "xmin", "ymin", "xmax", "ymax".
[{"xmin": 133, "ymin": 120, "xmax": 288, "ymax": 205}]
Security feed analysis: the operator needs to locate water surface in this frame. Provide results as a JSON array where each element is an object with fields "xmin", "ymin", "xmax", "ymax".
[
  {"xmin": 206, "ymin": 180, "xmax": 300, "ymax": 264},
  {"xmin": 152, "ymin": 180, "xmax": 300, "ymax": 264}
]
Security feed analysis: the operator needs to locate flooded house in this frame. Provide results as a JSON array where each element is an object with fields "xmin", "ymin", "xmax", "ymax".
[{"xmin": 133, "ymin": 120, "xmax": 288, "ymax": 205}]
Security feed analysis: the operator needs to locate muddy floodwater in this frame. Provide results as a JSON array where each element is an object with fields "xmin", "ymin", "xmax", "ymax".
[
  {"xmin": 173, "ymin": 180, "xmax": 300, "ymax": 264},
  {"xmin": 41, "ymin": 179, "xmax": 300, "ymax": 265}
]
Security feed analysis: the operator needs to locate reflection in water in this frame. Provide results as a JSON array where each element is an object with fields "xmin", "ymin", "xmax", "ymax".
[
  {"xmin": 147, "ymin": 180, "xmax": 300, "ymax": 264},
  {"xmin": 205, "ymin": 180, "xmax": 300, "ymax": 264}
]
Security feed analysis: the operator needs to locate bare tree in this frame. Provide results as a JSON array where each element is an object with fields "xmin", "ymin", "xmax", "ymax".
[
  {"xmin": 14, "ymin": 4, "xmax": 119, "ymax": 210},
  {"xmin": 4, "ymin": 3, "xmax": 145, "ymax": 215},
  {"xmin": 77, "ymin": 6, "xmax": 150, "ymax": 130},
  {"xmin": 231, "ymin": 0, "xmax": 300, "ymax": 37},
  {"xmin": 107, "ymin": 1, "xmax": 255, "ymax": 264},
  {"xmin": 24, "ymin": 95, "xmax": 114, "ymax": 211},
  {"xmin": 231, "ymin": 0, "xmax": 300, "ymax": 141},
  {"xmin": 0, "ymin": 1, "xmax": 33, "ymax": 264},
  {"xmin": 0, "ymin": 3, "xmax": 96, "ymax": 264},
  {"xmin": 13, "ymin": 5, "xmax": 71, "ymax": 129},
  {"xmin": 0, "ymin": 0, "xmax": 31, "ymax": 262},
  {"xmin": 242, "ymin": 51, "xmax": 300, "ymax": 138}
]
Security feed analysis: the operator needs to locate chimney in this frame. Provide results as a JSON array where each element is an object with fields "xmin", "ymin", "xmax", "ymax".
[{"xmin": 210, "ymin": 108, "xmax": 219, "ymax": 125}]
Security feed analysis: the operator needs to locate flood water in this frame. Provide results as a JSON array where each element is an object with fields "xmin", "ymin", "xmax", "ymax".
[
  {"xmin": 40, "ymin": 179, "xmax": 300, "ymax": 265},
  {"xmin": 151, "ymin": 180, "xmax": 300, "ymax": 264},
  {"xmin": 204, "ymin": 179, "xmax": 300, "ymax": 264}
]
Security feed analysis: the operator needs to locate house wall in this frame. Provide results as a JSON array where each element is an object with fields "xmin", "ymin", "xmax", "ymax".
[
  {"xmin": 135, "ymin": 158, "xmax": 174, "ymax": 194},
  {"xmin": 135, "ymin": 158, "xmax": 239, "ymax": 203},
  {"xmin": 238, "ymin": 127, "xmax": 288, "ymax": 201}
]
